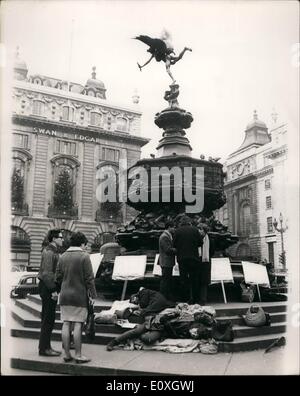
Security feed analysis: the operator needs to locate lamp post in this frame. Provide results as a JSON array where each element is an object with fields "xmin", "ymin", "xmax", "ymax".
[{"xmin": 273, "ymin": 213, "xmax": 288, "ymax": 271}]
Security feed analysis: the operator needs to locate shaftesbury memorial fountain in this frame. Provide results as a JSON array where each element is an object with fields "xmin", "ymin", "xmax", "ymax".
[{"xmin": 109, "ymin": 33, "xmax": 238, "ymax": 291}]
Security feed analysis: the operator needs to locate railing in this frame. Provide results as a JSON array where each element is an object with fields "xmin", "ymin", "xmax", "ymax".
[
  {"xmin": 47, "ymin": 205, "xmax": 78, "ymax": 219},
  {"xmin": 11, "ymin": 203, "xmax": 29, "ymax": 216}
]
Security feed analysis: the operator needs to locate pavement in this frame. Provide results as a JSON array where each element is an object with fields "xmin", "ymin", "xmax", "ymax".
[{"xmin": 2, "ymin": 336, "xmax": 293, "ymax": 376}]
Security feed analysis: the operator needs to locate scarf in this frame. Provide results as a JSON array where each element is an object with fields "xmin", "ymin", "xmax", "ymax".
[{"xmin": 200, "ymin": 234, "xmax": 210, "ymax": 263}]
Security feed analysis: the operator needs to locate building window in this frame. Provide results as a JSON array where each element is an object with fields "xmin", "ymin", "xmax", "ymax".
[
  {"xmin": 267, "ymin": 242, "xmax": 275, "ymax": 265},
  {"xmin": 116, "ymin": 117, "xmax": 128, "ymax": 132},
  {"xmin": 101, "ymin": 147, "xmax": 120, "ymax": 162},
  {"xmin": 265, "ymin": 179, "xmax": 271, "ymax": 189},
  {"xmin": 266, "ymin": 196, "xmax": 272, "ymax": 209},
  {"xmin": 56, "ymin": 140, "xmax": 77, "ymax": 156},
  {"xmin": 62, "ymin": 106, "xmax": 74, "ymax": 122},
  {"xmin": 13, "ymin": 133, "xmax": 29, "ymax": 149},
  {"xmin": 267, "ymin": 217, "xmax": 273, "ymax": 233},
  {"xmin": 90, "ymin": 112, "xmax": 102, "ymax": 126},
  {"xmin": 239, "ymin": 202, "xmax": 251, "ymax": 236},
  {"xmin": 11, "ymin": 226, "xmax": 31, "ymax": 270},
  {"xmin": 32, "ymin": 100, "xmax": 44, "ymax": 116}
]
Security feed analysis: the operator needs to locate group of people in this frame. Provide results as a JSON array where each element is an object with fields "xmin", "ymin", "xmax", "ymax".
[
  {"xmin": 36, "ymin": 215, "xmax": 211, "ymax": 361},
  {"xmin": 159, "ymin": 215, "xmax": 212, "ymax": 305},
  {"xmin": 38, "ymin": 229, "xmax": 96, "ymax": 364}
]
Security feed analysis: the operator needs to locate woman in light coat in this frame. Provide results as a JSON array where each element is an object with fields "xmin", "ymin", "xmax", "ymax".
[{"xmin": 56, "ymin": 232, "xmax": 97, "ymax": 364}]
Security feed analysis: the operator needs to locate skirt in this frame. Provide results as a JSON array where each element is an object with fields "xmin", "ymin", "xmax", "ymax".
[{"xmin": 61, "ymin": 305, "xmax": 88, "ymax": 323}]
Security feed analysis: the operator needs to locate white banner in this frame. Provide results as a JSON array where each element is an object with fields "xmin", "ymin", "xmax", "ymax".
[
  {"xmin": 112, "ymin": 255, "xmax": 147, "ymax": 280},
  {"xmin": 152, "ymin": 254, "xmax": 180, "ymax": 277},
  {"xmin": 211, "ymin": 257, "xmax": 234, "ymax": 283},
  {"xmin": 242, "ymin": 261, "xmax": 270, "ymax": 287}
]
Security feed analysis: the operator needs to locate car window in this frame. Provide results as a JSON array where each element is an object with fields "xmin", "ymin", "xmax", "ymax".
[{"xmin": 24, "ymin": 277, "xmax": 34, "ymax": 285}]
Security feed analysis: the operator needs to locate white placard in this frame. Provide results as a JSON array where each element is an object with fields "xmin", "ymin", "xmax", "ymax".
[
  {"xmin": 242, "ymin": 261, "xmax": 270, "ymax": 287},
  {"xmin": 112, "ymin": 255, "xmax": 147, "ymax": 281},
  {"xmin": 211, "ymin": 258, "xmax": 234, "ymax": 283},
  {"xmin": 90, "ymin": 253, "xmax": 104, "ymax": 277},
  {"xmin": 152, "ymin": 254, "xmax": 180, "ymax": 277}
]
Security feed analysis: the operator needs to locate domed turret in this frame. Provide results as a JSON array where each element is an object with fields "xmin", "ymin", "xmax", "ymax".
[
  {"xmin": 14, "ymin": 47, "xmax": 28, "ymax": 81},
  {"xmin": 246, "ymin": 109, "xmax": 267, "ymax": 130},
  {"xmin": 233, "ymin": 110, "xmax": 271, "ymax": 154},
  {"xmin": 85, "ymin": 67, "xmax": 106, "ymax": 99}
]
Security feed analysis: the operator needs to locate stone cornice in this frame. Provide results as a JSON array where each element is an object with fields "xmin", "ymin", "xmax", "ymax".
[
  {"xmin": 265, "ymin": 145, "xmax": 287, "ymax": 159},
  {"xmin": 12, "ymin": 114, "xmax": 150, "ymax": 148},
  {"xmin": 254, "ymin": 166, "xmax": 274, "ymax": 178},
  {"xmin": 225, "ymin": 172, "xmax": 256, "ymax": 187},
  {"xmin": 14, "ymin": 81, "xmax": 142, "ymax": 116}
]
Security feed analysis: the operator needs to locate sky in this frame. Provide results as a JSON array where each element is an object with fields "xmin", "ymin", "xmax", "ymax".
[{"xmin": 1, "ymin": 0, "xmax": 299, "ymax": 161}]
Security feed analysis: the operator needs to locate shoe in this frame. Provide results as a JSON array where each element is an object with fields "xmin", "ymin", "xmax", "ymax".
[
  {"xmin": 50, "ymin": 348, "xmax": 61, "ymax": 355},
  {"xmin": 39, "ymin": 349, "xmax": 61, "ymax": 357},
  {"xmin": 75, "ymin": 356, "xmax": 91, "ymax": 364},
  {"xmin": 63, "ymin": 356, "xmax": 74, "ymax": 363}
]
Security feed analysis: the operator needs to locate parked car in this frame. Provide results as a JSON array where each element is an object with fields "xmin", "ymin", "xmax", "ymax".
[{"xmin": 10, "ymin": 273, "xmax": 39, "ymax": 299}]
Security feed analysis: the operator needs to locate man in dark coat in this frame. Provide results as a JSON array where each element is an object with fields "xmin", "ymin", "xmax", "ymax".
[
  {"xmin": 173, "ymin": 216, "xmax": 203, "ymax": 303},
  {"xmin": 38, "ymin": 229, "xmax": 63, "ymax": 356},
  {"xmin": 132, "ymin": 287, "xmax": 175, "ymax": 318},
  {"xmin": 158, "ymin": 221, "xmax": 176, "ymax": 300}
]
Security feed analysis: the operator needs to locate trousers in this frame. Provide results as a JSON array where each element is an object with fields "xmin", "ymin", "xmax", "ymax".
[
  {"xmin": 160, "ymin": 266, "xmax": 173, "ymax": 301},
  {"xmin": 113, "ymin": 323, "xmax": 162, "ymax": 346},
  {"xmin": 38, "ymin": 281, "xmax": 57, "ymax": 352}
]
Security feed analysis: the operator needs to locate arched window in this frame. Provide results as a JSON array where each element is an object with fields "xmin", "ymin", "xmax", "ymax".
[
  {"xmin": 239, "ymin": 201, "xmax": 251, "ymax": 236},
  {"xmin": 53, "ymin": 164, "xmax": 75, "ymax": 205},
  {"xmin": 11, "ymin": 155, "xmax": 30, "ymax": 215},
  {"xmin": 49, "ymin": 155, "xmax": 80, "ymax": 219},
  {"xmin": 13, "ymin": 158, "xmax": 25, "ymax": 177},
  {"xmin": 11, "ymin": 226, "xmax": 31, "ymax": 270},
  {"xmin": 32, "ymin": 100, "xmax": 44, "ymax": 116}
]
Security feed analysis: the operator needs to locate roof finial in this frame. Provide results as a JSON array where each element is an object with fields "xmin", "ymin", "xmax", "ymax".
[
  {"xmin": 92, "ymin": 66, "xmax": 96, "ymax": 79},
  {"xmin": 271, "ymin": 107, "xmax": 278, "ymax": 123},
  {"xmin": 132, "ymin": 88, "xmax": 140, "ymax": 104},
  {"xmin": 253, "ymin": 109, "xmax": 258, "ymax": 120}
]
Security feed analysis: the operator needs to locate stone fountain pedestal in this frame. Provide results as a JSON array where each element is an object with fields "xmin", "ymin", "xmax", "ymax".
[{"xmin": 116, "ymin": 83, "xmax": 238, "ymax": 254}]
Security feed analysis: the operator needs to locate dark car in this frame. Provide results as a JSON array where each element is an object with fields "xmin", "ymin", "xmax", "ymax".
[{"xmin": 10, "ymin": 273, "xmax": 39, "ymax": 299}]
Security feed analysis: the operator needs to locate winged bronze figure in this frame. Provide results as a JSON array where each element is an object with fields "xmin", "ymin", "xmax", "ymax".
[{"xmin": 134, "ymin": 34, "xmax": 192, "ymax": 83}]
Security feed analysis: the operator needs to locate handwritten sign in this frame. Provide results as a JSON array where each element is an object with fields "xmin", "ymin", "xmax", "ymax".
[
  {"xmin": 152, "ymin": 254, "xmax": 180, "ymax": 277},
  {"xmin": 242, "ymin": 261, "xmax": 270, "ymax": 287},
  {"xmin": 112, "ymin": 255, "xmax": 147, "ymax": 281},
  {"xmin": 90, "ymin": 253, "xmax": 104, "ymax": 277},
  {"xmin": 211, "ymin": 258, "xmax": 234, "ymax": 283}
]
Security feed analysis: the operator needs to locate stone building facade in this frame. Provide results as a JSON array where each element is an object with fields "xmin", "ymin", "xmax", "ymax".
[
  {"xmin": 215, "ymin": 111, "xmax": 288, "ymax": 269},
  {"xmin": 11, "ymin": 51, "xmax": 149, "ymax": 270}
]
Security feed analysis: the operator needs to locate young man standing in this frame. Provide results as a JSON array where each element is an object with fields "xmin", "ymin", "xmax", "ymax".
[
  {"xmin": 158, "ymin": 221, "xmax": 176, "ymax": 301},
  {"xmin": 38, "ymin": 229, "xmax": 63, "ymax": 356},
  {"xmin": 173, "ymin": 216, "xmax": 203, "ymax": 304}
]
